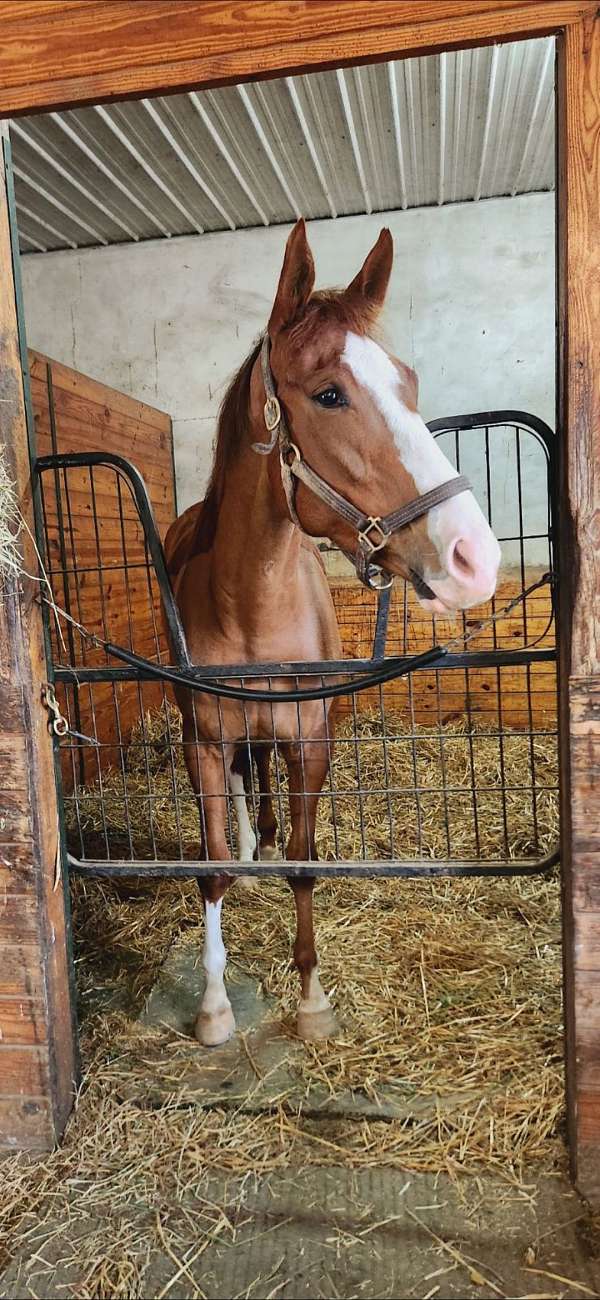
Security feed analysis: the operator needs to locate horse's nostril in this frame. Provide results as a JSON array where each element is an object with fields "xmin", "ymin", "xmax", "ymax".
[{"xmin": 448, "ymin": 537, "xmax": 478, "ymax": 582}]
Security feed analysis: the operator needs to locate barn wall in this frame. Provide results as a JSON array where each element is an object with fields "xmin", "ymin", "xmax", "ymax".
[
  {"xmin": 30, "ymin": 351, "xmax": 177, "ymax": 779},
  {"xmin": 20, "ymin": 193, "xmax": 554, "ymax": 565}
]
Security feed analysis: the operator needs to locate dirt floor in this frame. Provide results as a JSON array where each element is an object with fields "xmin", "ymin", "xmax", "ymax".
[{"xmin": 2, "ymin": 870, "xmax": 600, "ymax": 1299}]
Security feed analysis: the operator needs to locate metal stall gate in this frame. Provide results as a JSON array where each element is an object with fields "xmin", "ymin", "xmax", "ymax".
[{"xmin": 36, "ymin": 409, "xmax": 559, "ymax": 883}]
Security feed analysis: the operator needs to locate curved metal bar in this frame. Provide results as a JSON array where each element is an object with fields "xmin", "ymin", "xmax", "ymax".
[{"xmin": 35, "ymin": 450, "xmax": 191, "ymax": 667}]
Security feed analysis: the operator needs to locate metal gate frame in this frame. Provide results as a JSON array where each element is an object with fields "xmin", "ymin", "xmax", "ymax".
[{"xmin": 35, "ymin": 408, "xmax": 559, "ymax": 883}]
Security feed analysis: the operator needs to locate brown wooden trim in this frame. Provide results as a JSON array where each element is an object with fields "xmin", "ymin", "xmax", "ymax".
[
  {"xmin": 0, "ymin": 0, "xmax": 595, "ymax": 117},
  {"xmin": 0, "ymin": 0, "xmax": 597, "ymax": 1193},
  {"xmin": 556, "ymin": 12, "xmax": 600, "ymax": 1202},
  {"xmin": 0, "ymin": 126, "xmax": 77, "ymax": 1148}
]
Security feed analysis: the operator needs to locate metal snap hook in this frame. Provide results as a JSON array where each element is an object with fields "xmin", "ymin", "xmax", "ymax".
[{"xmin": 365, "ymin": 564, "xmax": 394, "ymax": 592}]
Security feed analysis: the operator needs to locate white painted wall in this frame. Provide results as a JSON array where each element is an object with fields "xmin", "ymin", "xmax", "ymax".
[{"xmin": 21, "ymin": 194, "xmax": 554, "ymax": 566}]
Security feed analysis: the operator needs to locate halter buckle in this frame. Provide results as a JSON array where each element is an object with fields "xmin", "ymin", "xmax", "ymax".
[
  {"xmin": 280, "ymin": 442, "xmax": 301, "ymax": 470},
  {"xmin": 358, "ymin": 516, "xmax": 390, "ymax": 556},
  {"xmin": 264, "ymin": 395, "xmax": 281, "ymax": 433}
]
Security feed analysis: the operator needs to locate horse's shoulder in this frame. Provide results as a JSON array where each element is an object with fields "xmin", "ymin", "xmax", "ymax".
[{"xmin": 164, "ymin": 501, "xmax": 204, "ymax": 577}]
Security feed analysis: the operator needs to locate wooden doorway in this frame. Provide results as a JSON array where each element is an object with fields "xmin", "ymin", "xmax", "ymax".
[{"xmin": 0, "ymin": 0, "xmax": 598, "ymax": 1201}]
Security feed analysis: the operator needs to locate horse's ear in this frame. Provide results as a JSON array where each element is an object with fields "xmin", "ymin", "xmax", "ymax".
[
  {"xmin": 345, "ymin": 228, "xmax": 393, "ymax": 314},
  {"xmin": 269, "ymin": 218, "xmax": 315, "ymax": 336}
]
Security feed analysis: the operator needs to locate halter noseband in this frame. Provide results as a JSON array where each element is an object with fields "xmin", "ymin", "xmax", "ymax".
[{"xmin": 252, "ymin": 334, "xmax": 471, "ymax": 593}]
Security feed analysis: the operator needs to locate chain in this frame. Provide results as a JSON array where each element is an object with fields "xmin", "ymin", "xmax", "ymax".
[{"xmin": 438, "ymin": 570, "xmax": 554, "ymax": 655}]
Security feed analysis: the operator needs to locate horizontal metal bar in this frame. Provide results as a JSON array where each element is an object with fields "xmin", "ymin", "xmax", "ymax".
[
  {"xmin": 53, "ymin": 647, "xmax": 556, "ymax": 686},
  {"xmin": 68, "ymin": 851, "xmax": 560, "ymax": 881}
]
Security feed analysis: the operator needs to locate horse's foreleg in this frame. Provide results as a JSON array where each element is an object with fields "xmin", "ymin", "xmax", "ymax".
[
  {"xmin": 197, "ymin": 874, "xmax": 235, "ymax": 1046},
  {"xmin": 229, "ymin": 764, "xmax": 258, "ymax": 891},
  {"xmin": 254, "ymin": 744, "xmax": 279, "ymax": 861},
  {"xmin": 182, "ymin": 721, "xmax": 235, "ymax": 1046},
  {"xmin": 289, "ymin": 876, "xmax": 337, "ymax": 1041},
  {"xmin": 283, "ymin": 734, "xmax": 337, "ymax": 1041},
  {"xmin": 230, "ymin": 768, "xmax": 257, "ymax": 860}
]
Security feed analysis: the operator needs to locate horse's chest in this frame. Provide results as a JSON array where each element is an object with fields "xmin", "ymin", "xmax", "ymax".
[{"xmin": 197, "ymin": 692, "xmax": 330, "ymax": 746}]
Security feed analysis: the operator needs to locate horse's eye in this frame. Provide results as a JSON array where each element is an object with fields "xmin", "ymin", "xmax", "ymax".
[{"xmin": 313, "ymin": 386, "xmax": 347, "ymax": 409}]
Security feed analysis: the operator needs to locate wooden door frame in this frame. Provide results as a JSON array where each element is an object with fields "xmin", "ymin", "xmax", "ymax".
[{"xmin": 0, "ymin": 0, "xmax": 598, "ymax": 1198}]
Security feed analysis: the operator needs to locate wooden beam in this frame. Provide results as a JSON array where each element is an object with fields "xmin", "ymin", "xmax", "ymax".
[
  {"xmin": 0, "ymin": 0, "xmax": 595, "ymax": 117},
  {"xmin": 0, "ymin": 128, "xmax": 77, "ymax": 1149},
  {"xmin": 556, "ymin": 13, "xmax": 600, "ymax": 1202}
]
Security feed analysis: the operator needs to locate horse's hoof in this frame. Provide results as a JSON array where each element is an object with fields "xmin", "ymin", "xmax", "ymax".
[
  {"xmin": 296, "ymin": 1006, "xmax": 338, "ymax": 1041},
  {"xmin": 194, "ymin": 1004, "xmax": 235, "ymax": 1046},
  {"xmin": 258, "ymin": 844, "xmax": 280, "ymax": 861},
  {"xmin": 236, "ymin": 874, "xmax": 259, "ymax": 890}
]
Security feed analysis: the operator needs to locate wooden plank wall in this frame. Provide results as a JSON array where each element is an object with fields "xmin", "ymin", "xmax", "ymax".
[
  {"xmin": 330, "ymin": 571, "xmax": 556, "ymax": 726},
  {"xmin": 29, "ymin": 351, "xmax": 176, "ymax": 780}
]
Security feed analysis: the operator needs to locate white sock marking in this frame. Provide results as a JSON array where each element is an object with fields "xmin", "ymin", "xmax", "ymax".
[
  {"xmin": 299, "ymin": 966, "xmax": 331, "ymax": 1016},
  {"xmin": 201, "ymin": 898, "xmax": 231, "ymax": 1018},
  {"xmin": 230, "ymin": 770, "xmax": 257, "ymax": 861}
]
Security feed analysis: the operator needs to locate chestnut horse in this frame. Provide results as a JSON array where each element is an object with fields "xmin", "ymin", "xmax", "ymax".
[{"xmin": 164, "ymin": 220, "xmax": 500, "ymax": 1047}]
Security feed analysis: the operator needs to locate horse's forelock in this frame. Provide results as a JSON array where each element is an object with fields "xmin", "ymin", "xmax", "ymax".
[{"xmin": 287, "ymin": 291, "xmax": 379, "ymax": 352}]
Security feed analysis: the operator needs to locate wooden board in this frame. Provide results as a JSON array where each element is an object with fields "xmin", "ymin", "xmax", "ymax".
[
  {"xmin": 0, "ymin": 1, "xmax": 595, "ymax": 116},
  {"xmin": 556, "ymin": 13, "xmax": 600, "ymax": 1202},
  {"xmin": 0, "ymin": 124, "xmax": 76, "ymax": 1150}
]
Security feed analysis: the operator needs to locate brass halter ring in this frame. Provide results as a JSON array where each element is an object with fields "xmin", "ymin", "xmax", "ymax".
[{"xmin": 263, "ymin": 395, "xmax": 281, "ymax": 433}]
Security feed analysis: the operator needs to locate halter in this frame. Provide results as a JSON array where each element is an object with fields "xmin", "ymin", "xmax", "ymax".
[{"xmin": 252, "ymin": 334, "xmax": 472, "ymax": 592}]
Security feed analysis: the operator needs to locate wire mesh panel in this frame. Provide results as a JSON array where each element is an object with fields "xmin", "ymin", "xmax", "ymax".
[{"xmin": 37, "ymin": 412, "xmax": 558, "ymax": 879}]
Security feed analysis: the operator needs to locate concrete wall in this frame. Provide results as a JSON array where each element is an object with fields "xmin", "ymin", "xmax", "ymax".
[{"xmin": 21, "ymin": 193, "xmax": 555, "ymax": 565}]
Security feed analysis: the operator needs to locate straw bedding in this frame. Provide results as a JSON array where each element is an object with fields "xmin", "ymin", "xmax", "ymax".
[
  {"xmin": 71, "ymin": 700, "xmax": 558, "ymax": 864},
  {"xmin": 1, "ymin": 704, "xmax": 564, "ymax": 1292}
]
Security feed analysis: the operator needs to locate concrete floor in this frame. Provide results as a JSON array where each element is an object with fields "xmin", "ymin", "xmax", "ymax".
[{"xmin": 2, "ymin": 1165, "xmax": 599, "ymax": 1299}]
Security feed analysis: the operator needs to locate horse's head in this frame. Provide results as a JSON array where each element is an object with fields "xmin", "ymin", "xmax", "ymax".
[{"xmin": 265, "ymin": 219, "xmax": 500, "ymax": 613}]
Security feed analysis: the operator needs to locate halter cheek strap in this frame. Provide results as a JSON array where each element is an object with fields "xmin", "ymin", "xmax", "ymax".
[{"xmin": 253, "ymin": 333, "xmax": 472, "ymax": 592}]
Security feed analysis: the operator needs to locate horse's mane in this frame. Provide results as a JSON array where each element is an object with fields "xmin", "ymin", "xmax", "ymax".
[
  {"xmin": 193, "ymin": 335, "xmax": 262, "ymax": 553},
  {"xmin": 191, "ymin": 291, "xmax": 376, "ymax": 554}
]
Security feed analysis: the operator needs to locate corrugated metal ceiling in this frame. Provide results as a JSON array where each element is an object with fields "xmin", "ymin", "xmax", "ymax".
[{"xmin": 11, "ymin": 37, "xmax": 554, "ymax": 255}]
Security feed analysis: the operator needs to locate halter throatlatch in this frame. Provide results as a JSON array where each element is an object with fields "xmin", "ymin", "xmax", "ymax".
[{"xmin": 253, "ymin": 334, "xmax": 472, "ymax": 592}]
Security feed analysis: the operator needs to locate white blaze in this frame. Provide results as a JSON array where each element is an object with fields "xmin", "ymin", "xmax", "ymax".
[
  {"xmin": 342, "ymin": 332, "xmax": 457, "ymax": 496},
  {"xmin": 341, "ymin": 331, "xmax": 500, "ymax": 602}
]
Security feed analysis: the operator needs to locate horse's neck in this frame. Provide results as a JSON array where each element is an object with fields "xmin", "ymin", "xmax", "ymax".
[{"xmin": 209, "ymin": 442, "xmax": 303, "ymax": 638}]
